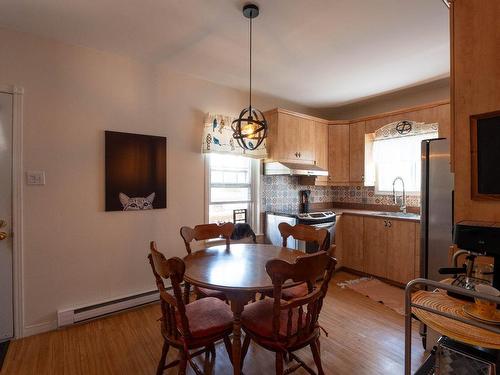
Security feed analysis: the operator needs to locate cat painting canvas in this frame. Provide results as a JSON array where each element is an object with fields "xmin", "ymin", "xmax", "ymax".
[
  {"xmin": 105, "ymin": 131, "xmax": 166, "ymax": 211},
  {"xmin": 119, "ymin": 192, "xmax": 155, "ymax": 211}
]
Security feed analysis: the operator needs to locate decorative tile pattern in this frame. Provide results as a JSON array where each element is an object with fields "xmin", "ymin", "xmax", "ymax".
[{"xmin": 261, "ymin": 176, "xmax": 420, "ymax": 212}]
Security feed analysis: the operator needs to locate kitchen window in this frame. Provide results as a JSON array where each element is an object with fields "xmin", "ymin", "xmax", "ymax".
[
  {"xmin": 206, "ymin": 153, "xmax": 260, "ymax": 229},
  {"xmin": 366, "ymin": 131, "xmax": 438, "ymax": 193}
]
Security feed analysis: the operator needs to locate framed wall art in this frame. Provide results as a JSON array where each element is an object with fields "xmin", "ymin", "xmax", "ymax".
[{"xmin": 105, "ymin": 131, "xmax": 166, "ymax": 211}]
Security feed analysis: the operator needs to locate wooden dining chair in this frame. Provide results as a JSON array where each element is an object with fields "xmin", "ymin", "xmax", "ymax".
[
  {"xmin": 148, "ymin": 242, "xmax": 233, "ymax": 375},
  {"xmin": 180, "ymin": 223, "xmax": 235, "ymax": 302},
  {"xmin": 263, "ymin": 223, "xmax": 329, "ymax": 301},
  {"xmin": 240, "ymin": 252, "xmax": 337, "ymax": 375}
]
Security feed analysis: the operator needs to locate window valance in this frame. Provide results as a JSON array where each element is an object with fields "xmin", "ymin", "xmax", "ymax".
[
  {"xmin": 374, "ymin": 120, "xmax": 439, "ymax": 141},
  {"xmin": 202, "ymin": 113, "xmax": 267, "ymax": 159}
]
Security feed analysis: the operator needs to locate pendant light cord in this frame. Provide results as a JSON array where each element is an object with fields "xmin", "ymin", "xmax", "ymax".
[{"xmin": 249, "ymin": 12, "xmax": 252, "ymax": 110}]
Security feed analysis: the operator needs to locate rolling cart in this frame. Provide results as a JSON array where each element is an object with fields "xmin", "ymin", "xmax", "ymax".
[{"xmin": 405, "ymin": 278, "xmax": 500, "ymax": 374}]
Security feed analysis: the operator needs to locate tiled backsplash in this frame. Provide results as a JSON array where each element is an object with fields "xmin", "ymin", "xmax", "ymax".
[{"xmin": 261, "ymin": 175, "xmax": 420, "ymax": 213}]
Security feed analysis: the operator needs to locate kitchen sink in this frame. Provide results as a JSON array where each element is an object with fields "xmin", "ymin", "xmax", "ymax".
[{"xmin": 375, "ymin": 211, "xmax": 420, "ymax": 219}]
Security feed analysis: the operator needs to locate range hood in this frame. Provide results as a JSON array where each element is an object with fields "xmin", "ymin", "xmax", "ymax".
[{"xmin": 264, "ymin": 161, "xmax": 328, "ymax": 176}]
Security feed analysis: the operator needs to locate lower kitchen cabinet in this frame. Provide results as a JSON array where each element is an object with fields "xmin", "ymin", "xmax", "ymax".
[
  {"xmin": 386, "ymin": 219, "xmax": 416, "ymax": 284},
  {"xmin": 337, "ymin": 214, "xmax": 364, "ymax": 271},
  {"xmin": 338, "ymin": 214, "xmax": 419, "ymax": 285},
  {"xmin": 363, "ymin": 217, "xmax": 388, "ymax": 278}
]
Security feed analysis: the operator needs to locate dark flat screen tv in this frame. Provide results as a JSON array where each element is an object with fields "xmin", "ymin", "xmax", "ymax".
[{"xmin": 471, "ymin": 111, "xmax": 500, "ymax": 200}]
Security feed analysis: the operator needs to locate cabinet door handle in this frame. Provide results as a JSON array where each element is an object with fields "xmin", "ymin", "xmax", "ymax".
[
  {"xmin": 388, "ymin": 221, "xmax": 392, "ymax": 228},
  {"xmin": 298, "ymin": 152, "xmax": 301, "ymax": 158},
  {"xmin": 384, "ymin": 220, "xmax": 387, "ymax": 227}
]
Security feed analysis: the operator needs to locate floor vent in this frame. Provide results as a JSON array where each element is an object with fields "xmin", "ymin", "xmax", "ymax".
[{"xmin": 57, "ymin": 290, "xmax": 159, "ymax": 327}]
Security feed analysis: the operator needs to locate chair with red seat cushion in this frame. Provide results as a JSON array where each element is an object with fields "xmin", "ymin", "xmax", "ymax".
[
  {"xmin": 148, "ymin": 242, "xmax": 233, "ymax": 375},
  {"xmin": 180, "ymin": 223, "xmax": 234, "ymax": 303},
  {"xmin": 262, "ymin": 223, "xmax": 329, "ymax": 301},
  {"xmin": 241, "ymin": 251, "xmax": 337, "ymax": 375}
]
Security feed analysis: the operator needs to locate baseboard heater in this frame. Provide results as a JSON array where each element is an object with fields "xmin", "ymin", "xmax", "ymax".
[{"xmin": 57, "ymin": 290, "xmax": 160, "ymax": 327}]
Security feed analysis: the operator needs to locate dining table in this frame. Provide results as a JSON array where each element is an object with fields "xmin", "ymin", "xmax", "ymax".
[{"xmin": 183, "ymin": 242, "xmax": 305, "ymax": 375}]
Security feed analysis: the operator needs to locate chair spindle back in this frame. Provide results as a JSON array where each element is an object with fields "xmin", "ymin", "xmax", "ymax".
[
  {"xmin": 278, "ymin": 223, "xmax": 328, "ymax": 251},
  {"xmin": 148, "ymin": 241, "xmax": 191, "ymax": 342},
  {"xmin": 266, "ymin": 252, "xmax": 336, "ymax": 342},
  {"xmin": 180, "ymin": 223, "xmax": 235, "ymax": 254}
]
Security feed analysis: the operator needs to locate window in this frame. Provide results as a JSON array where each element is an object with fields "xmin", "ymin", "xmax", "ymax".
[
  {"xmin": 369, "ymin": 132, "xmax": 438, "ymax": 193},
  {"xmin": 206, "ymin": 153, "xmax": 259, "ymax": 228}
]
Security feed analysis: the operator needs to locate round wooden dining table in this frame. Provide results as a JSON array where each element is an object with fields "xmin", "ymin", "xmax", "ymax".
[{"xmin": 183, "ymin": 243, "xmax": 305, "ymax": 375}]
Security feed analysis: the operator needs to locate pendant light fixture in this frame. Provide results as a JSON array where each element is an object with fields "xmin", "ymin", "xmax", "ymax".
[{"xmin": 232, "ymin": 3, "xmax": 268, "ymax": 151}]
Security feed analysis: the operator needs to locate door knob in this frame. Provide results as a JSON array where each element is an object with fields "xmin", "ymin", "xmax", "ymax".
[{"xmin": 0, "ymin": 232, "xmax": 7, "ymax": 241}]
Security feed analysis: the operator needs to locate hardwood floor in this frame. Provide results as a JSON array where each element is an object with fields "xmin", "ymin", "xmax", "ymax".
[{"xmin": 1, "ymin": 272, "xmax": 425, "ymax": 374}]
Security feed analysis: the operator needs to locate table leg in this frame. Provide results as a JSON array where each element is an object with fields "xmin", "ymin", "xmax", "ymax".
[{"xmin": 228, "ymin": 292, "xmax": 253, "ymax": 375}]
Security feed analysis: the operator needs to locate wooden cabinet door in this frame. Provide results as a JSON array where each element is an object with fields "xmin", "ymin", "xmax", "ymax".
[
  {"xmin": 275, "ymin": 112, "xmax": 301, "ymax": 161},
  {"xmin": 339, "ymin": 215, "xmax": 364, "ymax": 271},
  {"xmin": 386, "ymin": 220, "xmax": 416, "ymax": 284},
  {"xmin": 314, "ymin": 122, "xmax": 329, "ymax": 183},
  {"xmin": 363, "ymin": 217, "xmax": 388, "ymax": 278},
  {"xmin": 349, "ymin": 121, "xmax": 365, "ymax": 183},
  {"xmin": 328, "ymin": 124, "xmax": 350, "ymax": 183},
  {"xmin": 297, "ymin": 118, "xmax": 315, "ymax": 162},
  {"xmin": 268, "ymin": 112, "xmax": 314, "ymax": 163}
]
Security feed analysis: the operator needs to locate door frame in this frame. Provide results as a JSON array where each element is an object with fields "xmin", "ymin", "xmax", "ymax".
[{"xmin": 0, "ymin": 84, "xmax": 24, "ymax": 339}]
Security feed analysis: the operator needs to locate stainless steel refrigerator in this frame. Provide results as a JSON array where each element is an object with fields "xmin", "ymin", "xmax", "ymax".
[{"xmin": 420, "ymin": 138, "xmax": 455, "ymax": 350}]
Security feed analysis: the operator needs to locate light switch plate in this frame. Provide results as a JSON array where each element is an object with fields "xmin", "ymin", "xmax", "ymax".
[{"xmin": 26, "ymin": 171, "xmax": 46, "ymax": 185}]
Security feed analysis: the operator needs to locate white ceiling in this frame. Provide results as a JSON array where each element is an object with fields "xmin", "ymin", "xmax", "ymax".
[{"xmin": 0, "ymin": 0, "xmax": 450, "ymax": 108}]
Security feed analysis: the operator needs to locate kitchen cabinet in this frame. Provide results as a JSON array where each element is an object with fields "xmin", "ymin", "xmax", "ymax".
[
  {"xmin": 338, "ymin": 214, "xmax": 364, "ymax": 271},
  {"xmin": 314, "ymin": 121, "xmax": 329, "ymax": 184},
  {"xmin": 386, "ymin": 219, "xmax": 417, "ymax": 284},
  {"xmin": 266, "ymin": 110, "xmax": 315, "ymax": 163},
  {"xmin": 363, "ymin": 217, "xmax": 388, "ymax": 278},
  {"xmin": 349, "ymin": 121, "xmax": 366, "ymax": 183},
  {"xmin": 328, "ymin": 124, "xmax": 350, "ymax": 183},
  {"xmin": 339, "ymin": 213, "xmax": 419, "ymax": 284}
]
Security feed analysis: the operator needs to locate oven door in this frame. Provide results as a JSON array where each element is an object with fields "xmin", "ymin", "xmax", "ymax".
[{"xmin": 297, "ymin": 221, "xmax": 336, "ymax": 253}]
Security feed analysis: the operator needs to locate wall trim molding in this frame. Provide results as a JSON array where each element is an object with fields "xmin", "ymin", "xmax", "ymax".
[
  {"xmin": 1, "ymin": 84, "xmax": 25, "ymax": 339},
  {"xmin": 23, "ymin": 320, "xmax": 58, "ymax": 338}
]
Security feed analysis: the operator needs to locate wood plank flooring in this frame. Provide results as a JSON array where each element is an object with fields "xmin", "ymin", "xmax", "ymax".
[{"xmin": 1, "ymin": 272, "xmax": 425, "ymax": 374}]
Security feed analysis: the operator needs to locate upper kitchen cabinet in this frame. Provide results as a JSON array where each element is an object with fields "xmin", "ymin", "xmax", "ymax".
[
  {"xmin": 265, "ymin": 109, "xmax": 315, "ymax": 163},
  {"xmin": 328, "ymin": 123, "xmax": 350, "ymax": 184},
  {"xmin": 349, "ymin": 121, "xmax": 366, "ymax": 184},
  {"xmin": 314, "ymin": 121, "xmax": 329, "ymax": 184}
]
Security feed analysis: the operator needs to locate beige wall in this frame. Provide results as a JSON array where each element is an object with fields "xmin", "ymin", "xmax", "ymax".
[
  {"xmin": 0, "ymin": 28, "xmax": 311, "ymax": 336},
  {"xmin": 316, "ymin": 77, "xmax": 450, "ymax": 120}
]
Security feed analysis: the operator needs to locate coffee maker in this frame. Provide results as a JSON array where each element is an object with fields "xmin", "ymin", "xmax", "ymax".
[
  {"xmin": 299, "ymin": 190, "xmax": 311, "ymax": 213},
  {"xmin": 454, "ymin": 221, "xmax": 500, "ymax": 289}
]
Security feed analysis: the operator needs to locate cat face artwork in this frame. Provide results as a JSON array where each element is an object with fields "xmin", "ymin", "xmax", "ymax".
[{"xmin": 119, "ymin": 192, "xmax": 155, "ymax": 211}]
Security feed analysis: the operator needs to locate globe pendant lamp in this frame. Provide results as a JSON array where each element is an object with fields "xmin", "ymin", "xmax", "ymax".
[{"xmin": 232, "ymin": 3, "xmax": 268, "ymax": 151}]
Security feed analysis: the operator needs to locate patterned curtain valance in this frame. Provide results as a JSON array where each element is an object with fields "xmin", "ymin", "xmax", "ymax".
[
  {"xmin": 201, "ymin": 113, "xmax": 267, "ymax": 159},
  {"xmin": 374, "ymin": 120, "xmax": 439, "ymax": 141}
]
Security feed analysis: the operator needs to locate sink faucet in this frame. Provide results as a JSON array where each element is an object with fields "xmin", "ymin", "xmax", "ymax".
[{"xmin": 392, "ymin": 177, "xmax": 407, "ymax": 213}]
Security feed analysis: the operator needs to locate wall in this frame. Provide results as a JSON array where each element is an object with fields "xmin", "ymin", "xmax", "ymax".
[
  {"xmin": 0, "ymin": 28, "xmax": 312, "ymax": 336},
  {"xmin": 317, "ymin": 77, "xmax": 450, "ymax": 121},
  {"xmin": 261, "ymin": 176, "xmax": 420, "ymax": 213},
  {"xmin": 452, "ymin": 0, "xmax": 500, "ymax": 222}
]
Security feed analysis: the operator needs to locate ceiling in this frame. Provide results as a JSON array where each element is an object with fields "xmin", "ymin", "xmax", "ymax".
[{"xmin": 0, "ymin": 0, "xmax": 450, "ymax": 108}]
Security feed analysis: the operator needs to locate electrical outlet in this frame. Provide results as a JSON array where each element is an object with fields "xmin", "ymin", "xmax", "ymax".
[{"xmin": 26, "ymin": 171, "xmax": 46, "ymax": 185}]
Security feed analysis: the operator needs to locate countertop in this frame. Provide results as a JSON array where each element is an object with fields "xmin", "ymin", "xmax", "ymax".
[{"xmin": 331, "ymin": 208, "xmax": 421, "ymax": 222}]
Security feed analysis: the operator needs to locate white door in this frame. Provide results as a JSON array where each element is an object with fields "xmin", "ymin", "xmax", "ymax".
[{"xmin": 0, "ymin": 92, "xmax": 13, "ymax": 341}]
